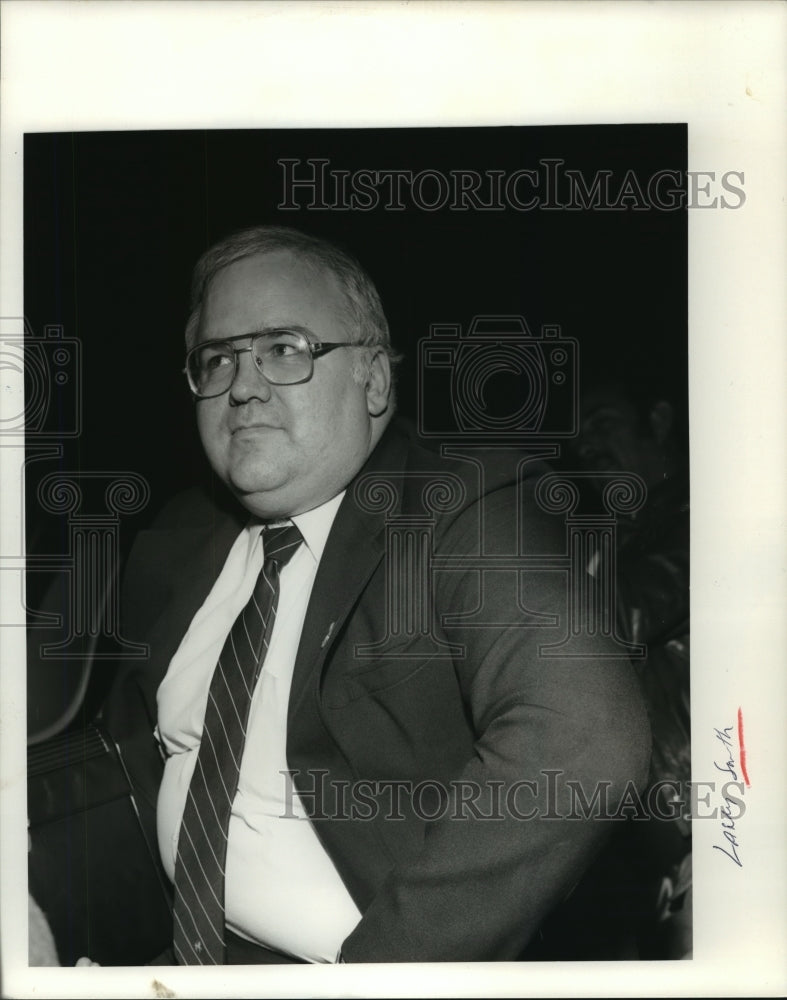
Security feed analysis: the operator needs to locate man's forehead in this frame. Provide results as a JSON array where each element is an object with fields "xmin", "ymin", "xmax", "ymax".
[
  {"xmin": 206, "ymin": 249, "xmax": 331, "ymax": 294},
  {"xmin": 198, "ymin": 250, "xmax": 348, "ymax": 337}
]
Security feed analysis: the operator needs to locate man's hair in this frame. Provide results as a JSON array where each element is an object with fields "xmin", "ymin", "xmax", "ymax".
[{"xmin": 184, "ymin": 226, "xmax": 399, "ymax": 375}]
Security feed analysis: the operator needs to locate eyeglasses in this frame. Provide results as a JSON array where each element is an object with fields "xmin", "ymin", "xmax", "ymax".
[{"xmin": 184, "ymin": 329, "xmax": 357, "ymax": 399}]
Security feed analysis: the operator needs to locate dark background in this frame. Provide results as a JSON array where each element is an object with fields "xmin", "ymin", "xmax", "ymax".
[{"xmin": 24, "ymin": 125, "xmax": 687, "ymax": 575}]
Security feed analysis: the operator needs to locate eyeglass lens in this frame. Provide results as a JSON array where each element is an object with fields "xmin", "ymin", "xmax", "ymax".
[{"xmin": 188, "ymin": 331, "xmax": 311, "ymax": 396}]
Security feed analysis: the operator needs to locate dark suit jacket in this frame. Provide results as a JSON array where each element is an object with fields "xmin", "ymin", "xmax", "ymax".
[{"xmin": 104, "ymin": 418, "xmax": 650, "ymax": 962}]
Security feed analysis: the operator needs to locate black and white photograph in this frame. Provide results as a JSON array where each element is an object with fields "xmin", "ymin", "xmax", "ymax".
[
  {"xmin": 23, "ymin": 124, "xmax": 690, "ymax": 968},
  {"xmin": 1, "ymin": 3, "xmax": 785, "ymax": 998}
]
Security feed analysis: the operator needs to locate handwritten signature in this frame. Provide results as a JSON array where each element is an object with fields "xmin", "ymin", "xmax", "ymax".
[{"xmin": 712, "ymin": 725, "xmax": 744, "ymax": 867}]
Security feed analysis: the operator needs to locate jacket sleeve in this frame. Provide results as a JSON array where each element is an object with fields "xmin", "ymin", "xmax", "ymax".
[{"xmin": 341, "ymin": 484, "xmax": 651, "ymax": 962}]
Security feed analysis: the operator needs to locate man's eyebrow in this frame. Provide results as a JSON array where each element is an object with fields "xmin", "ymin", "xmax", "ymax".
[
  {"xmin": 200, "ymin": 324, "xmax": 315, "ymax": 342},
  {"xmin": 248, "ymin": 324, "xmax": 313, "ymax": 337}
]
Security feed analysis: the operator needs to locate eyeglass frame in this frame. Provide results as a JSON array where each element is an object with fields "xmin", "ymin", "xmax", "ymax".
[{"xmin": 183, "ymin": 328, "xmax": 360, "ymax": 399}]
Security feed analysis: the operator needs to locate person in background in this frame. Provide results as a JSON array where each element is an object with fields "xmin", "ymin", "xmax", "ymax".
[{"xmin": 574, "ymin": 374, "xmax": 691, "ymax": 959}]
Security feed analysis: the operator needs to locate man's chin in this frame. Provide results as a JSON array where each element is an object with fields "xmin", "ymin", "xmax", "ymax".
[{"xmin": 226, "ymin": 465, "xmax": 289, "ymax": 505}]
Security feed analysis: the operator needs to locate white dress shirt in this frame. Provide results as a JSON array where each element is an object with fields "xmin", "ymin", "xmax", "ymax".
[{"xmin": 156, "ymin": 492, "xmax": 361, "ymax": 962}]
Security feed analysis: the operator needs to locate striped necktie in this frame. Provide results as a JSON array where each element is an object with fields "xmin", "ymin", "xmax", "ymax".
[{"xmin": 172, "ymin": 521, "xmax": 303, "ymax": 965}]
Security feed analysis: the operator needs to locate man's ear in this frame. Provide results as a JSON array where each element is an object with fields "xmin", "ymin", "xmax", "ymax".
[
  {"xmin": 364, "ymin": 349, "xmax": 392, "ymax": 416},
  {"xmin": 649, "ymin": 400, "xmax": 673, "ymax": 444}
]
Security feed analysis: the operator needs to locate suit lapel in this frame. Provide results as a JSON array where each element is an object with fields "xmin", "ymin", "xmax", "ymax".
[
  {"xmin": 137, "ymin": 426, "xmax": 413, "ymax": 755},
  {"xmin": 287, "ymin": 421, "xmax": 410, "ymax": 728}
]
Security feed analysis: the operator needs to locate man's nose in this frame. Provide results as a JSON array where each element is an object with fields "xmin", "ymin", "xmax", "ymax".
[{"xmin": 228, "ymin": 348, "xmax": 273, "ymax": 404}]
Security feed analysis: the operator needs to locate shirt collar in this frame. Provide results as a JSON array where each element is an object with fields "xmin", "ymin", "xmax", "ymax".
[
  {"xmin": 247, "ymin": 491, "xmax": 345, "ymax": 565},
  {"xmin": 291, "ymin": 492, "xmax": 345, "ymax": 563}
]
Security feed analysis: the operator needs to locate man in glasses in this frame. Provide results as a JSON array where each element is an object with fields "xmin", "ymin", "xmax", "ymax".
[
  {"xmin": 106, "ymin": 225, "xmax": 650, "ymax": 965},
  {"xmin": 184, "ymin": 238, "xmax": 394, "ymax": 522}
]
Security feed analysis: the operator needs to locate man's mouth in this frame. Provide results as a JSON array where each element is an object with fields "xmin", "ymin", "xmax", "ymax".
[{"xmin": 231, "ymin": 423, "xmax": 280, "ymax": 434}]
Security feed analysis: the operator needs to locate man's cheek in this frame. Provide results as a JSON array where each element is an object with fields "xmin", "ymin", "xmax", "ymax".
[{"xmin": 196, "ymin": 409, "xmax": 223, "ymax": 446}]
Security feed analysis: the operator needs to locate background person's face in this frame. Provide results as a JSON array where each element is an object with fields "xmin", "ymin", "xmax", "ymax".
[
  {"xmin": 195, "ymin": 251, "xmax": 381, "ymax": 519},
  {"xmin": 575, "ymin": 391, "xmax": 666, "ymax": 487},
  {"xmin": 576, "ymin": 395, "xmax": 644, "ymax": 474}
]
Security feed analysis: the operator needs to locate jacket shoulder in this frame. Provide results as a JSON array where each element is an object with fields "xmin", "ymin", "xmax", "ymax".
[
  {"xmin": 149, "ymin": 483, "xmax": 247, "ymax": 532},
  {"xmin": 387, "ymin": 421, "xmax": 556, "ymax": 546}
]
